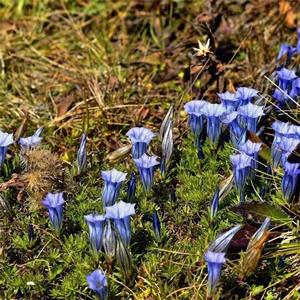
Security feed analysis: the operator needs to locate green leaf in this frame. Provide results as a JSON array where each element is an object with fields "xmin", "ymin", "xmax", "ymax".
[
  {"xmin": 235, "ymin": 202, "xmax": 291, "ymax": 223},
  {"xmin": 49, "ymin": 265, "xmax": 64, "ymax": 280},
  {"xmin": 251, "ymin": 285, "xmax": 264, "ymax": 296}
]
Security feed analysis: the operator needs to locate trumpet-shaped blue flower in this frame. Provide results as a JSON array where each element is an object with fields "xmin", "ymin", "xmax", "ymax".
[
  {"xmin": 195, "ymin": 135, "xmax": 204, "ymax": 159},
  {"xmin": 271, "ymin": 136, "xmax": 283, "ymax": 169},
  {"xmin": 297, "ymin": 28, "xmax": 300, "ymax": 53},
  {"xmin": 42, "ymin": 192, "xmax": 64, "ymax": 231},
  {"xmin": 127, "ymin": 172, "xmax": 136, "ymax": 203},
  {"xmin": 250, "ymin": 218, "xmax": 271, "ymax": 245},
  {"xmin": 271, "ymin": 140, "xmax": 282, "ymax": 169},
  {"xmin": 202, "ymin": 102, "xmax": 226, "ymax": 146},
  {"xmin": 0, "ymin": 130, "xmax": 14, "ymax": 169},
  {"xmin": 240, "ymin": 218, "xmax": 271, "ymax": 279},
  {"xmin": 291, "ymin": 124, "xmax": 300, "ymax": 139},
  {"xmin": 134, "ymin": 154, "xmax": 159, "ymax": 192},
  {"xmin": 277, "ymin": 68, "xmax": 297, "ymax": 90},
  {"xmin": 126, "ymin": 127, "xmax": 155, "ymax": 158},
  {"xmin": 291, "ymin": 78, "xmax": 300, "ymax": 98},
  {"xmin": 281, "ymin": 162, "xmax": 300, "ymax": 201},
  {"xmin": 204, "ymin": 251, "xmax": 226, "ymax": 298},
  {"xmin": 84, "ymin": 213, "xmax": 106, "ymax": 252},
  {"xmin": 238, "ymin": 103, "xmax": 265, "ymax": 133},
  {"xmin": 221, "ymin": 112, "xmax": 246, "ymax": 145},
  {"xmin": 184, "ymin": 100, "xmax": 206, "ymax": 136},
  {"xmin": 101, "ymin": 169, "xmax": 127, "ymax": 207},
  {"xmin": 217, "ymin": 91, "xmax": 237, "ymax": 111},
  {"xmin": 271, "ymin": 121, "xmax": 298, "ymax": 167},
  {"xmin": 238, "ymin": 140, "xmax": 262, "ymax": 156},
  {"xmin": 277, "ymin": 136, "xmax": 299, "ymax": 165},
  {"xmin": 275, "ymin": 68, "xmax": 297, "ymax": 107},
  {"xmin": 86, "ymin": 269, "xmax": 108, "ymax": 300},
  {"xmin": 236, "ymin": 87, "xmax": 259, "ymax": 105},
  {"xmin": 28, "ymin": 224, "xmax": 34, "ymax": 242},
  {"xmin": 77, "ymin": 133, "xmax": 87, "ymax": 174},
  {"xmin": 210, "ymin": 187, "xmax": 219, "ymax": 220},
  {"xmin": 277, "ymin": 43, "xmax": 297, "ymax": 61},
  {"xmin": 102, "ymin": 219, "xmax": 116, "ymax": 258},
  {"xmin": 105, "ymin": 201, "xmax": 135, "ymax": 246},
  {"xmin": 272, "ymin": 121, "xmax": 296, "ymax": 138},
  {"xmin": 152, "ymin": 210, "xmax": 161, "ymax": 240},
  {"xmin": 230, "ymin": 153, "xmax": 252, "ymax": 201},
  {"xmin": 273, "ymin": 88, "xmax": 289, "ymax": 106},
  {"xmin": 238, "ymin": 140, "xmax": 262, "ymax": 170},
  {"xmin": 161, "ymin": 117, "xmax": 173, "ymax": 173},
  {"xmin": 208, "ymin": 224, "xmax": 242, "ymax": 252},
  {"xmin": 19, "ymin": 127, "xmax": 43, "ymax": 149},
  {"xmin": 115, "ymin": 234, "xmax": 133, "ymax": 280}
]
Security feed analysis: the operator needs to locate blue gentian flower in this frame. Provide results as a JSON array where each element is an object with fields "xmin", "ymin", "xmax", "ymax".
[
  {"xmin": 160, "ymin": 105, "xmax": 174, "ymax": 173},
  {"xmin": 105, "ymin": 201, "xmax": 135, "ymax": 246},
  {"xmin": 202, "ymin": 102, "xmax": 226, "ymax": 146},
  {"xmin": 208, "ymin": 224, "xmax": 242, "ymax": 252},
  {"xmin": 241, "ymin": 218, "xmax": 271, "ymax": 278},
  {"xmin": 152, "ymin": 210, "xmax": 161, "ymax": 240},
  {"xmin": 127, "ymin": 172, "xmax": 136, "ymax": 203},
  {"xmin": 42, "ymin": 192, "xmax": 64, "ymax": 231},
  {"xmin": 277, "ymin": 68, "xmax": 297, "ymax": 91},
  {"xmin": 230, "ymin": 153, "xmax": 252, "ymax": 201},
  {"xmin": 271, "ymin": 134, "xmax": 283, "ymax": 169},
  {"xmin": 0, "ymin": 130, "xmax": 14, "ymax": 169},
  {"xmin": 115, "ymin": 233, "xmax": 133, "ymax": 279},
  {"xmin": 291, "ymin": 78, "xmax": 300, "ymax": 98},
  {"xmin": 276, "ymin": 136, "xmax": 299, "ymax": 165},
  {"xmin": 281, "ymin": 162, "xmax": 300, "ymax": 201},
  {"xmin": 271, "ymin": 121, "xmax": 297, "ymax": 168},
  {"xmin": 204, "ymin": 251, "xmax": 226, "ymax": 299},
  {"xmin": 238, "ymin": 140, "xmax": 262, "ymax": 156},
  {"xmin": 210, "ymin": 187, "xmax": 219, "ymax": 220},
  {"xmin": 272, "ymin": 121, "xmax": 296, "ymax": 138},
  {"xmin": 221, "ymin": 112, "xmax": 246, "ymax": 146},
  {"xmin": 161, "ymin": 118, "xmax": 173, "ymax": 174},
  {"xmin": 28, "ymin": 224, "xmax": 34, "ymax": 242},
  {"xmin": 19, "ymin": 127, "xmax": 43, "ymax": 149},
  {"xmin": 160, "ymin": 105, "xmax": 174, "ymax": 140},
  {"xmin": 250, "ymin": 218, "xmax": 271, "ymax": 244},
  {"xmin": 133, "ymin": 154, "xmax": 160, "ymax": 192},
  {"xmin": 238, "ymin": 140, "xmax": 262, "ymax": 170},
  {"xmin": 126, "ymin": 127, "xmax": 155, "ymax": 158},
  {"xmin": 276, "ymin": 68, "xmax": 297, "ymax": 105},
  {"xmin": 195, "ymin": 135, "xmax": 204, "ymax": 159},
  {"xmin": 217, "ymin": 91, "xmax": 237, "ymax": 111},
  {"xmin": 238, "ymin": 103, "xmax": 265, "ymax": 133},
  {"xmin": 86, "ymin": 269, "xmax": 108, "ymax": 300},
  {"xmin": 102, "ymin": 219, "xmax": 116, "ymax": 258},
  {"xmin": 277, "ymin": 43, "xmax": 297, "ymax": 61},
  {"xmin": 236, "ymin": 87, "xmax": 259, "ymax": 105},
  {"xmin": 291, "ymin": 124, "xmax": 300, "ymax": 140},
  {"xmin": 101, "ymin": 169, "xmax": 127, "ymax": 207},
  {"xmin": 184, "ymin": 100, "xmax": 206, "ymax": 136},
  {"xmin": 77, "ymin": 133, "xmax": 87, "ymax": 174},
  {"xmin": 273, "ymin": 88, "xmax": 289, "ymax": 106},
  {"xmin": 297, "ymin": 28, "xmax": 300, "ymax": 53},
  {"xmin": 84, "ymin": 213, "xmax": 106, "ymax": 252}
]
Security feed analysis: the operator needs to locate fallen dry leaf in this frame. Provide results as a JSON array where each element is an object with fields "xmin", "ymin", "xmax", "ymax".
[
  {"xmin": 279, "ymin": 1, "xmax": 297, "ymax": 28},
  {"xmin": 227, "ymin": 79, "xmax": 236, "ymax": 93},
  {"xmin": 14, "ymin": 111, "xmax": 28, "ymax": 141},
  {"xmin": 55, "ymin": 94, "xmax": 74, "ymax": 117}
]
